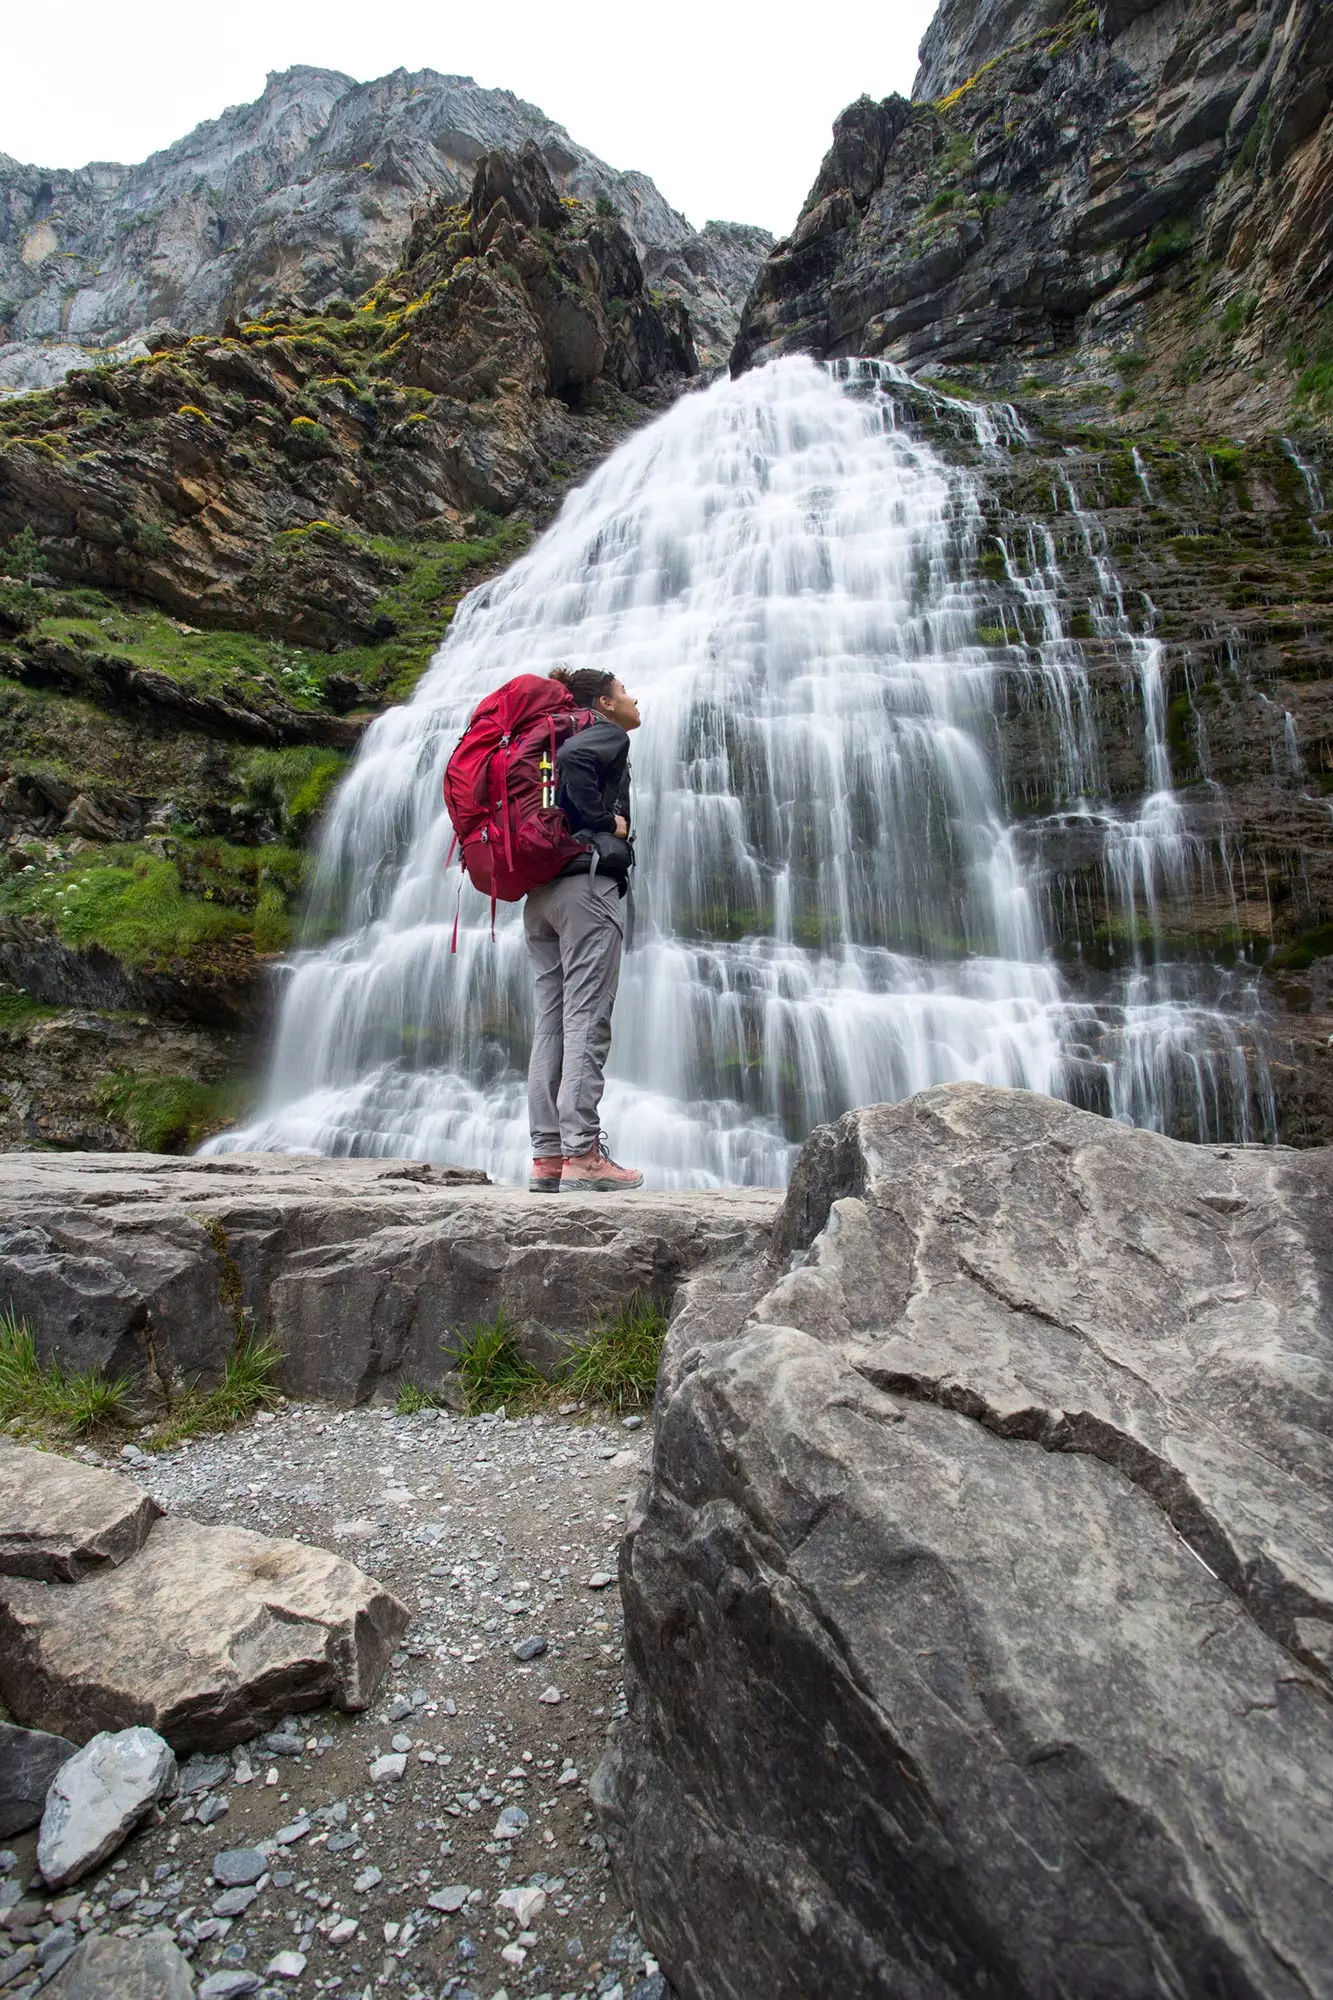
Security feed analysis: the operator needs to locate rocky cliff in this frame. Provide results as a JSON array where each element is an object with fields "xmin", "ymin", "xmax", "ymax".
[
  {"xmin": 733, "ymin": 0, "xmax": 1333, "ymax": 435},
  {"xmin": 0, "ymin": 66, "xmax": 771, "ymax": 381},
  {"xmin": 0, "ymin": 143, "xmax": 701, "ymax": 1150}
]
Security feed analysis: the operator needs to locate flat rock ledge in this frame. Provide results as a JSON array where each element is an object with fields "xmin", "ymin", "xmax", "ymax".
[
  {"xmin": 593, "ymin": 1083, "xmax": 1333, "ymax": 2000},
  {"xmin": 0, "ymin": 1152, "xmax": 781, "ymax": 1404},
  {"xmin": 0, "ymin": 1441, "xmax": 407, "ymax": 1752}
]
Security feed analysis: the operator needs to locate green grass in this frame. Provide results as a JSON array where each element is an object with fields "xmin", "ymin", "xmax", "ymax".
[
  {"xmin": 0, "ymin": 839, "xmax": 306, "ymax": 968},
  {"xmin": 240, "ymin": 746, "xmax": 348, "ymax": 838},
  {"xmin": 0, "ymin": 1310, "xmax": 131, "ymax": 1438},
  {"xmin": 151, "ymin": 1334, "xmax": 284, "ymax": 1448},
  {"xmin": 1127, "ymin": 217, "xmax": 1194, "ymax": 282},
  {"xmin": 94, "ymin": 1072, "xmax": 250, "ymax": 1152},
  {"xmin": 446, "ymin": 1311, "xmax": 545, "ymax": 1415},
  {"xmin": 0, "ymin": 994, "xmax": 59, "ymax": 1031},
  {"xmin": 395, "ymin": 1382, "xmax": 444, "ymax": 1414},
  {"xmin": 562, "ymin": 1294, "xmax": 668, "ymax": 1412}
]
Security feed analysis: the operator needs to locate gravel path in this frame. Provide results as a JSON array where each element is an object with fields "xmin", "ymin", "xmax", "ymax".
[{"xmin": 1, "ymin": 1400, "xmax": 665, "ymax": 2000}]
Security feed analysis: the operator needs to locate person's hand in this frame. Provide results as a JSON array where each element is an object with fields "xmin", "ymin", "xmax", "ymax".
[{"xmin": 613, "ymin": 815, "xmax": 629, "ymax": 838}]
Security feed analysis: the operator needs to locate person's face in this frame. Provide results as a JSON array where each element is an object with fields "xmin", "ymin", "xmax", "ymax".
[{"xmin": 597, "ymin": 678, "xmax": 641, "ymax": 730}]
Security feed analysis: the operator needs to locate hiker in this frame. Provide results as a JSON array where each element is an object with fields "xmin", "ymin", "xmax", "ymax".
[{"xmin": 523, "ymin": 666, "xmax": 643, "ymax": 1193}]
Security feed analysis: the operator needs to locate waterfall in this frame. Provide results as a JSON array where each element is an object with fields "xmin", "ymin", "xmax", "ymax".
[{"xmin": 210, "ymin": 357, "xmax": 1272, "ymax": 1185}]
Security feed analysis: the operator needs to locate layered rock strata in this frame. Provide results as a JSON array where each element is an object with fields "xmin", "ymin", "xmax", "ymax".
[
  {"xmin": 1, "ymin": 66, "xmax": 770, "ymax": 379},
  {"xmin": 0, "ymin": 1151, "xmax": 780, "ymax": 1403},
  {"xmin": 733, "ymin": 0, "xmax": 1333, "ymax": 435},
  {"xmin": 594, "ymin": 1081, "xmax": 1333, "ymax": 1999}
]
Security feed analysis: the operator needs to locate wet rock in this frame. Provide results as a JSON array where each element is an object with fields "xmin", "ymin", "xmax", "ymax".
[
  {"xmin": 0, "ymin": 1722, "xmax": 76, "ymax": 1838},
  {"xmin": 0, "ymin": 1441, "xmax": 161, "ymax": 1583},
  {"xmin": 597, "ymin": 1083, "xmax": 1333, "ymax": 1999},
  {"xmin": 37, "ymin": 1726, "xmax": 176, "ymax": 1889},
  {"xmin": 0, "ymin": 1515, "xmax": 409, "ymax": 1750},
  {"xmin": 43, "ymin": 1932, "xmax": 195, "ymax": 1997}
]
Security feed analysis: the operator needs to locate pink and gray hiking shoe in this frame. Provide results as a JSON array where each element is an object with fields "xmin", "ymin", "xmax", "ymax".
[
  {"xmin": 528, "ymin": 1156, "xmax": 563, "ymax": 1193},
  {"xmin": 561, "ymin": 1137, "xmax": 644, "ymax": 1192}
]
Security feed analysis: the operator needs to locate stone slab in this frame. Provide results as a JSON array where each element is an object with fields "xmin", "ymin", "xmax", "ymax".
[
  {"xmin": 0, "ymin": 1514, "xmax": 409, "ymax": 1751},
  {"xmin": 0, "ymin": 1152, "xmax": 781, "ymax": 1405},
  {"xmin": 0, "ymin": 1439, "xmax": 162, "ymax": 1582}
]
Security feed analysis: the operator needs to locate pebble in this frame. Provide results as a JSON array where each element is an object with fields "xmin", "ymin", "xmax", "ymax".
[
  {"xmin": 264, "ymin": 1950, "xmax": 306, "ymax": 1979},
  {"xmin": 326, "ymin": 1917, "xmax": 358, "ymax": 1944},
  {"xmin": 492, "ymin": 1806, "xmax": 529, "ymax": 1839},
  {"xmin": 496, "ymin": 1885, "xmax": 546, "ymax": 1925},
  {"xmin": 212, "ymin": 1884, "xmax": 262, "ymax": 1917},
  {"xmin": 262, "ymin": 1733, "xmax": 304, "ymax": 1758},
  {"xmin": 272, "ymin": 1819, "xmax": 310, "ymax": 1845},
  {"xmin": 195, "ymin": 1794, "xmax": 230, "ymax": 1827},
  {"xmin": 428, "ymin": 1883, "xmax": 471, "ymax": 1913},
  {"xmin": 178, "ymin": 1754, "xmax": 231, "ymax": 1795},
  {"xmin": 369, "ymin": 1753, "xmax": 406, "ymax": 1782},
  {"xmin": 539, "ymin": 1685, "xmax": 563, "ymax": 1704},
  {"xmin": 212, "ymin": 1848, "xmax": 268, "ymax": 1887},
  {"xmin": 586, "ymin": 1572, "xmax": 615, "ymax": 1590},
  {"xmin": 385, "ymin": 1695, "xmax": 412, "ymax": 1722},
  {"xmin": 622, "ymin": 1416, "xmax": 644, "ymax": 1430},
  {"xmin": 389, "ymin": 1733, "xmax": 413, "ymax": 1753},
  {"xmin": 512, "ymin": 1635, "xmax": 548, "ymax": 1661},
  {"xmin": 352, "ymin": 1867, "xmax": 382, "ymax": 1894},
  {"xmin": 198, "ymin": 1974, "xmax": 263, "ymax": 1999}
]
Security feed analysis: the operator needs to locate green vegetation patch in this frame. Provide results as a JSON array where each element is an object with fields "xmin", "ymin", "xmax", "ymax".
[
  {"xmin": 152, "ymin": 1334, "xmax": 284, "ymax": 1449},
  {"xmin": 562, "ymin": 1294, "xmax": 668, "ymax": 1411},
  {"xmin": 1127, "ymin": 217, "xmax": 1194, "ymax": 282},
  {"xmin": 0, "ymin": 838, "xmax": 306, "ymax": 968},
  {"xmin": 94, "ymin": 1072, "xmax": 250, "ymax": 1152},
  {"xmin": 447, "ymin": 1310, "xmax": 544, "ymax": 1415},
  {"xmin": 0, "ymin": 1311, "xmax": 130, "ymax": 1440}
]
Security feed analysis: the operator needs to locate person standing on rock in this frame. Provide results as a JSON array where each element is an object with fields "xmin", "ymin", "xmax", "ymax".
[{"xmin": 525, "ymin": 666, "xmax": 644, "ymax": 1194}]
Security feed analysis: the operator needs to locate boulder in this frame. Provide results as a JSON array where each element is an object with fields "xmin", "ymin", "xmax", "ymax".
[
  {"xmin": 0, "ymin": 1439, "xmax": 162, "ymax": 1581},
  {"xmin": 44, "ymin": 1931, "xmax": 195, "ymax": 1996},
  {"xmin": 0, "ymin": 1513, "xmax": 409, "ymax": 1750},
  {"xmin": 37, "ymin": 1726, "xmax": 176, "ymax": 1888},
  {"xmin": 595, "ymin": 1084, "xmax": 1333, "ymax": 2000},
  {"xmin": 0, "ymin": 1720, "xmax": 77, "ymax": 1836}
]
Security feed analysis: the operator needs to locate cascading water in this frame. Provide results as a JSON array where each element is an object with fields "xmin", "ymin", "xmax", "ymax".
[{"xmin": 212, "ymin": 356, "xmax": 1272, "ymax": 1184}]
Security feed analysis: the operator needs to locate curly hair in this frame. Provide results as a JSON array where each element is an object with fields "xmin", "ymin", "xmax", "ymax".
[{"xmin": 549, "ymin": 665, "xmax": 616, "ymax": 708}]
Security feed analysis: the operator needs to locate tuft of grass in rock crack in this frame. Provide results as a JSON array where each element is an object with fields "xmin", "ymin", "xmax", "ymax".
[
  {"xmin": 446, "ymin": 1310, "xmax": 545, "ymax": 1415},
  {"xmin": 0, "ymin": 1309, "xmax": 132, "ymax": 1439},
  {"xmin": 151, "ymin": 1334, "xmax": 284, "ymax": 1448},
  {"xmin": 395, "ymin": 1381, "xmax": 444, "ymax": 1414},
  {"xmin": 563, "ymin": 1294, "xmax": 668, "ymax": 1412}
]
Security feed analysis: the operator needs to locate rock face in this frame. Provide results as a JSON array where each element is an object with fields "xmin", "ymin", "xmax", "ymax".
[
  {"xmin": 594, "ymin": 1082, "xmax": 1333, "ymax": 1999},
  {"xmin": 36, "ymin": 1726, "xmax": 177, "ymax": 1888},
  {"xmin": 0, "ymin": 1444, "xmax": 409, "ymax": 1751},
  {"xmin": 0, "ymin": 1720, "xmax": 77, "ymax": 1836},
  {"xmin": 0, "ymin": 66, "xmax": 770, "ymax": 380},
  {"xmin": 0, "ymin": 145, "xmax": 696, "ymax": 652},
  {"xmin": 732, "ymin": 0, "xmax": 1333, "ymax": 433},
  {"xmin": 0, "ymin": 1151, "xmax": 780, "ymax": 1403},
  {"xmin": 0, "ymin": 1435, "xmax": 162, "ymax": 1579}
]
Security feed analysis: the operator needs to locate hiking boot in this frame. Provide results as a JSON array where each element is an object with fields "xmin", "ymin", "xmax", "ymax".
[
  {"xmin": 561, "ymin": 1139, "xmax": 644, "ymax": 1192},
  {"xmin": 528, "ymin": 1155, "xmax": 564, "ymax": 1193}
]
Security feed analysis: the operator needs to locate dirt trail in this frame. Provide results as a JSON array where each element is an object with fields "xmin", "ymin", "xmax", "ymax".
[{"xmin": 1, "ymin": 1399, "xmax": 665, "ymax": 2000}]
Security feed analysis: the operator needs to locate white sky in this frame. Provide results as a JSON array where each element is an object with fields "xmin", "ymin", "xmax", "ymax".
[{"xmin": 3, "ymin": 1, "xmax": 939, "ymax": 236}]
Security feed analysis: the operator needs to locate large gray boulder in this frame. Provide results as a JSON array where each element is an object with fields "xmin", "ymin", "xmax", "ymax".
[
  {"xmin": 0, "ymin": 1499, "xmax": 409, "ymax": 1751},
  {"xmin": 37, "ymin": 1726, "xmax": 176, "ymax": 1888},
  {"xmin": 0, "ymin": 1437, "xmax": 161, "ymax": 1581},
  {"xmin": 594, "ymin": 1084, "xmax": 1333, "ymax": 1999}
]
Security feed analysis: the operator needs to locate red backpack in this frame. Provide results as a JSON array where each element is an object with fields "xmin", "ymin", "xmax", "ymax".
[{"xmin": 442, "ymin": 674, "xmax": 592, "ymax": 937}]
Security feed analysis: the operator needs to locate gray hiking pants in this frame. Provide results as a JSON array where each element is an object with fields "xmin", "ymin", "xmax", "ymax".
[{"xmin": 523, "ymin": 871, "xmax": 625, "ymax": 1158}]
